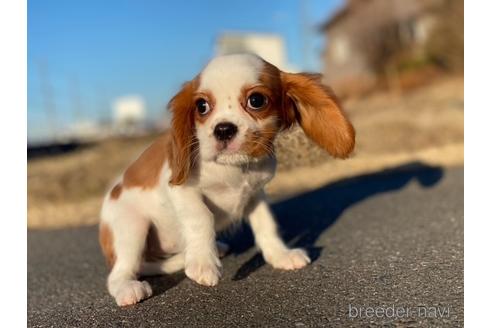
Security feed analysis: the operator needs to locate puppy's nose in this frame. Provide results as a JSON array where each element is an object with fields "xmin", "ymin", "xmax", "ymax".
[{"xmin": 214, "ymin": 122, "xmax": 238, "ymax": 141}]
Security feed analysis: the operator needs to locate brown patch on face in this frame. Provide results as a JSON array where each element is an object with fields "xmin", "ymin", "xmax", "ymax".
[
  {"xmin": 237, "ymin": 59, "xmax": 290, "ymax": 158},
  {"xmin": 239, "ymin": 85, "xmax": 276, "ymax": 121},
  {"xmin": 123, "ymin": 133, "xmax": 172, "ymax": 189},
  {"xmin": 238, "ymin": 59, "xmax": 297, "ymax": 129},
  {"xmin": 258, "ymin": 60, "xmax": 297, "ymax": 129},
  {"xmin": 237, "ymin": 61, "xmax": 283, "ymax": 122},
  {"xmin": 99, "ymin": 223, "xmax": 116, "ymax": 268},
  {"xmin": 110, "ymin": 183, "xmax": 122, "ymax": 200}
]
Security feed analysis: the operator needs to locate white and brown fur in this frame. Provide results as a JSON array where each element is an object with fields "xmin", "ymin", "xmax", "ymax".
[{"xmin": 99, "ymin": 54, "xmax": 355, "ymax": 306}]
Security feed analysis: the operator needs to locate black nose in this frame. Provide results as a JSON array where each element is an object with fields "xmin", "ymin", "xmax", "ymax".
[{"xmin": 214, "ymin": 122, "xmax": 238, "ymax": 141}]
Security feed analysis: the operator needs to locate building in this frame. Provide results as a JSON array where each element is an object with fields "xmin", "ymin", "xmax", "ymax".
[
  {"xmin": 320, "ymin": 0, "xmax": 445, "ymax": 94},
  {"xmin": 112, "ymin": 95, "xmax": 147, "ymax": 136},
  {"xmin": 216, "ymin": 33, "xmax": 297, "ymax": 72}
]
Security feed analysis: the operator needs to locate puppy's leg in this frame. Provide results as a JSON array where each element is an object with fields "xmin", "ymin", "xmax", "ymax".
[
  {"xmin": 169, "ymin": 187, "xmax": 221, "ymax": 286},
  {"xmin": 247, "ymin": 193, "xmax": 311, "ymax": 270},
  {"xmin": 107, "ymin": 216, "xmax": 152, "ymax": 306},
  {"xmin": 182, "ymin": 212, "xmax": 222, "ymax": 286}
]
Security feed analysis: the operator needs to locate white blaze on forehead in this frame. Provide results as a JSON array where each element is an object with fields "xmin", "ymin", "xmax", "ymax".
[{"xmin": 198, "ymin": 54, "xmax": 264, "ymax": 93}]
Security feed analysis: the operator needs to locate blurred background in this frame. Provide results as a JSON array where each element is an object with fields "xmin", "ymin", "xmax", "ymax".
[{"xmin": 27, "ymin": 0, "xmax": 463, "ymax": 229}]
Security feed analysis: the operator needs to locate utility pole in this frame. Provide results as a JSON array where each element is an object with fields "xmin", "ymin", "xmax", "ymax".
[
  {"xmin": 96, "ymin": 85, "xmax": 109, "ymax": 124},
  {"xmin": 38, "ymin": 61, "xmax": 57, "ymax": 142},
  {"xmin": 96, "ymin": 85, "xmax": 111, "ymax": 138},
  {"xmin": 69, "ymin": 76, "xmax": 83, "ymax": 124}
]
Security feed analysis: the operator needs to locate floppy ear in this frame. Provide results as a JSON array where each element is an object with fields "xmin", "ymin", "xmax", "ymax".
[
  {"xmin": 167, "ymin": 80, "xmax": 197, "ymax": 185},
  {"xmin": 280, "ymin": 72, "xmax": 355, "ymax": 158}
]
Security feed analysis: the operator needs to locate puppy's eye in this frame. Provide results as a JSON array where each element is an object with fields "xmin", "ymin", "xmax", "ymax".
[
  {"xmin": 196, "ymin": 98, "xmax": 211, "ymax": 115},
  {"xmin": 247, "ymin": 93, "xmax": 267, "ymax": 110}
]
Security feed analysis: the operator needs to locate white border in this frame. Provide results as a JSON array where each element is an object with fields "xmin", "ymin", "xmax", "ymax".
[
  {"xmin": 3, "ymin": 0, "xmax": 485, "ymax": 326},
  {"xmin": 0, "ymin": 0, "xmax": 27, "ymax": 325},
  {"xmin": 464, "ymin": 1, "xmax": 492, "ymax": 327}
]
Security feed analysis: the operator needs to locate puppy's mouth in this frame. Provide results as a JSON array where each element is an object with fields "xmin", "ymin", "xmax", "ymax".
[
  {"xmin": 214, "ymin": 140, "xmax": 257, "ymax": 165},
  {"xmin": 215, "ymin": 140, "xmax": 240, "ymax": 153}
]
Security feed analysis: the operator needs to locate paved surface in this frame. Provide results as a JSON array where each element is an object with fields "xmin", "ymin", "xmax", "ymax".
[{"xmin": 28, "ymin": 163, "xmax": 463, "ymax": 327}]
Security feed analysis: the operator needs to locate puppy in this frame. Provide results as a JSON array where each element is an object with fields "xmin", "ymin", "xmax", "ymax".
[{"xmin": 99, "ymin": 54, "xmax": 355, "ymax": 306}]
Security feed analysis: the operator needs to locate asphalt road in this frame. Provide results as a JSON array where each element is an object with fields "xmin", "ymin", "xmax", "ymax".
[{"xmin": 28, "ymin": 162, "xmax": 463, "ymax": 327}]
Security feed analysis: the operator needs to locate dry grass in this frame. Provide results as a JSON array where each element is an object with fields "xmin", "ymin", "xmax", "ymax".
[{"xmin": 27, "ymin": 76, "xmax": 463, "ymax": 229}]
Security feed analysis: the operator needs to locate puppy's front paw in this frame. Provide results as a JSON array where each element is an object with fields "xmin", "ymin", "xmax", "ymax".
[
  {"xmin": 114, "ymin": 280, "xmax": 152, "ymax": 307},
  {"xmin": 265, "ymin": 248, "xmax": 311, "ymax": 270},
  {"xmin": 185, "ymin": 257, "xmax": 222, "ymax": 286}
]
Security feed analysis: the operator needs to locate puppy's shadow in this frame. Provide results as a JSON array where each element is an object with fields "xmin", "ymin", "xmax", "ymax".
[
  {"xmin": 220, "ymin": 161, "xmax": 444, "ymax": 281},
  {"xmin": 146, "ymin": 272, "xmax": 185, "ymax": 298}
]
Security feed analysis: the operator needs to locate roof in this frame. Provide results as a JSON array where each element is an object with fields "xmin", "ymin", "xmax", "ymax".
[
  {"xmin": 319, "ymin": 6, "xmax": 350, "ymax": 31},
  {"xmin": 320, "ymin": 0, "xmax": 445, "ymax": 31}
]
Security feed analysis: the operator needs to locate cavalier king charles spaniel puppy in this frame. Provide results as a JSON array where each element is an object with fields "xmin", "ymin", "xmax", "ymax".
[{"xmin": 99, "ymin": 54, "xmax": 355, "ymax": 306}]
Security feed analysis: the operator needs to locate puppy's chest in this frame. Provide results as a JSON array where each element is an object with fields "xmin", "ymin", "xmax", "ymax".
[{"xmin": 199, "ymin": 163, "xmax": 274, "ymax": 220}]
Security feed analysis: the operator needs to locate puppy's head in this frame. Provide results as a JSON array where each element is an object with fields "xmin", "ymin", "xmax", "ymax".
[{"xmin": 168, "ymin": 54, "xmax": 355, "ymax": 185}]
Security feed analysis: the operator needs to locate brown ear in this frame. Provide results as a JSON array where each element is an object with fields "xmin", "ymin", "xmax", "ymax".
[
  {"xmin": 167, "ymin": 80, "xmax": 197, "ymax": 185},
  {"xmin": 280, "ymin": 72, "xmax": 355, "ymax": 158}
]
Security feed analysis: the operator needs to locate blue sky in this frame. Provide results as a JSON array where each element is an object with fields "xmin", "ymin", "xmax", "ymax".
[{"xmin": 28, "ymin": 0, "xmax": 344, "ymax": 141}]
